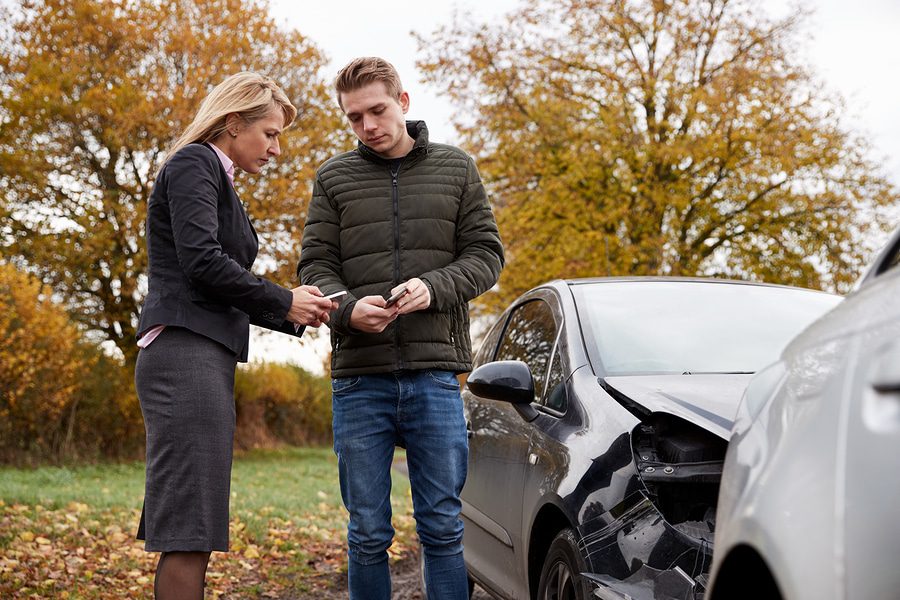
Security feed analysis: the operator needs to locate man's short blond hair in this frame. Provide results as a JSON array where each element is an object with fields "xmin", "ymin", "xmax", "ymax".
[{"xmin": 334, "ymin": 57, "xmax": 403, "ymax": 110}]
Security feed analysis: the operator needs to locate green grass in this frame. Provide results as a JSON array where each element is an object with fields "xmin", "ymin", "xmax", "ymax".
[
  {"xmin": 231, "ymin": 447, "xmax": 346, "ymax": 532},
  {"xmin": 229, "ymin": 446, "xmax": 412, "ymax": 539},
  {"xmin": 0, "ymin": 446, "xmax": 412, "ymax": 532},
  {"xmin": 0, "ymin": 446, "xmax": 416, "ymax": 598},
  {"xmin": 0, "ymin": 460, "xmax": 146, "ymax": 510}
]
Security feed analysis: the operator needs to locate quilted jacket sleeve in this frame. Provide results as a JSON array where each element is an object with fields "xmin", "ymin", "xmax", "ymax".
[
  {"xmin": 419, "ymin": 156, "xmax": 505, "ymax": 311},
  {"xmin": 298, "ymin": 175, "xmax": 358, "ymax": 336}
]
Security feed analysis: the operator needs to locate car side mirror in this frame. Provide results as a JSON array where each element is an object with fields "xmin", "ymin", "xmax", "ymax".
[{"xmin": 466, "ymin": 360, "xmax": 539, "ymax": 422}]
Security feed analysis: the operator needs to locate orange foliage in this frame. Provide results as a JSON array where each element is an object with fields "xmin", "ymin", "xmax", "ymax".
[
  {"xmin": 418, "ymin": 0, "xmax": 899, "ymax": 309},
  {"xmin": 0, "ymin": 0, "xmax": 345, "ymax": 367},
  {"xmin": 0, "ymin": 262, "xmax": 93, "ymax": 460}
]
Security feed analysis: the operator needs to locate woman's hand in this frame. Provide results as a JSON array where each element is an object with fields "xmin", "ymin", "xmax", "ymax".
[{"xmin": 287, "ymin": 285, "xmax": 338, "ymax": 327}]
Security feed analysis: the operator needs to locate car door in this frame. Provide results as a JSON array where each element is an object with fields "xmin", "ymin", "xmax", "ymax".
[
  {"xmin": 462, "ymin": 294, "xmax": 560, "ymax": 599},
  {"xmin": 842, "ymin": 235, "xmax": 900, "ymax": 599}
]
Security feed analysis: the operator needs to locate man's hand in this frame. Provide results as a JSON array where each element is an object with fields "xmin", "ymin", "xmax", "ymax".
[
  {"xmin": 393, "ymin": 278, "xmax": 431, "ymax": 315},
  {"xmin": 349, "ymin": 295, "xmax": 400, "ymax": 333},
  {"xmin": 287, "ymin": 285, "xmax": 338, "ymax": 327}
]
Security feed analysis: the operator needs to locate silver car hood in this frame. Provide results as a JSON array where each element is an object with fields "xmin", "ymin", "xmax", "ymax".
[{"xmin": 602, "ymin": 374, "xmax": 753, "ymax": 441}]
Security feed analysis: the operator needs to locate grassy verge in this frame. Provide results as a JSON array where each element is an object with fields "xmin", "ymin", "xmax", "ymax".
[{"xmin": 0, "ymin": 447, "xmax": 416, "ymax": 599}]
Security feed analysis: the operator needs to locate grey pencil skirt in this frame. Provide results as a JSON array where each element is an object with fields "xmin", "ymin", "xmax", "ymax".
[{"xmin": 135, "ymin": 326, "xmax": 239, "ymax": 552}]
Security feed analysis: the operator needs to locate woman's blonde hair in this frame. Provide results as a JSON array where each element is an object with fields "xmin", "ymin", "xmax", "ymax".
[{"xmin": 164, "ymin": 72, "xmax": 297, "ymax": 166}]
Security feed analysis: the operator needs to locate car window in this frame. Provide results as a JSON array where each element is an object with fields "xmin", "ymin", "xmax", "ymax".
[
  {"xmin": 473, "ymin": 313, "xmax": 506, "ymax": 368},
  {"xmin": 878, "ymin": 240, "xmax": 900, "ymax": 276},
  {"xmin": 543, "ymin": 350, "xmax": 567, "ymax": 414},
  {"xmin": 496, "ymin": 299, "xmax": 558, "ymax": 400},
  {"xmin": 573, "ymin": 281, "xmax": 842, "ymax": 376}
]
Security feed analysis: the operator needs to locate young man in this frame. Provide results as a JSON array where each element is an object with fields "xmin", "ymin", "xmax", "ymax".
[{"xmin": 298, "ymin": 57, "xmax": 504, "ymax": 599}]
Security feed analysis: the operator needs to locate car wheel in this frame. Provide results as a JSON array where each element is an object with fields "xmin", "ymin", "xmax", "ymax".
[
  {"xmin": 537, "ymin": 528, "xmax": 591, "ymax": 600},
  {"xmin": 418, "ymin": 543, "xmax": 476, "ymax": 599}
]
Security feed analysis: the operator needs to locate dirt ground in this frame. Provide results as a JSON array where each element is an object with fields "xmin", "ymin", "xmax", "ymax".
[
  {"xmin": 388, "ymin": 546, "xmax": 492, "ymax": 600},
  {"xmin": 299, "ymin": 542, "xmax": 492, "ymax": 599},
  {"xmin": 296, "ymin": 458, "xmax": 492, "ymax": 599}
]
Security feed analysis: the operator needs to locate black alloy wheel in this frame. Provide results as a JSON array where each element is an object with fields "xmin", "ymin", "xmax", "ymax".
[{"xmin": 537, "ymin": 528, "xmax": 591, "ymax": 600}]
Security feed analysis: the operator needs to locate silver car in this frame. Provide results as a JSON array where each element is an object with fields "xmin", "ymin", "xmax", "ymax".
[{"xmin": 709, "ymin": 227, "xmax": 900, "ymax": 600}]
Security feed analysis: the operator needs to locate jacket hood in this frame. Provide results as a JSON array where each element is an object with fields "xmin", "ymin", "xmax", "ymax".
[{"xmin": 601, "ymin": 374, "xmax": 753, "ymax": 440}]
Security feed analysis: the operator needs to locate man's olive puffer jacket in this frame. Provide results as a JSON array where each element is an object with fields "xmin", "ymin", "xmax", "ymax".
[{"xmin": 298, "ymin": 121, "xmax": 504, "ymax": 377}]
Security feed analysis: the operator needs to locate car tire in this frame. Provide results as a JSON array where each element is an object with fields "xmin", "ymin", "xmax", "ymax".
[
  {"xmin": 418, "ymin": 543, "xmax": 476, "ymax": 599},
  {"xmin": 537, "ymin": 528, "xmax": 592, "ymax": 600}
]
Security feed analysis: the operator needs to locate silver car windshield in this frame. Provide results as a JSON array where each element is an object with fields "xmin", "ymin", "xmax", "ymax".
[{"xmin": 573, "ymin": 281, "xmax": 842, "ymax": 376}]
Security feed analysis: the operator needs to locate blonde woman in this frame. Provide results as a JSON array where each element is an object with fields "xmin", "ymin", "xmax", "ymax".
[{"xmin": 134, "ymin": 72, "xmax": 337, "ymax": 599}]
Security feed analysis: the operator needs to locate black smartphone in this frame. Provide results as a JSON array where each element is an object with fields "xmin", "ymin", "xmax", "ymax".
[{"xmin": 384, "ymin": 286, "xmax": 409, "ymax": 307}]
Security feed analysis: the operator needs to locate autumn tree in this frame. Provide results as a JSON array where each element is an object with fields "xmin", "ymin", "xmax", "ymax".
[
  {"xmin": 0, "ymin": 262, "xmax": 92, "ymax": 461},
  {"xmin": 417, "ymin": 0, "xmax": 899, "ymax": 311},
  {"xmin": 0, "ymin": 0, "xmax": 345, "ymax": 366}
]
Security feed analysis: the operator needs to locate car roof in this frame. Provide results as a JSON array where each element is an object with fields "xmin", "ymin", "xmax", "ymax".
[{"xmin": 550, "ymin": 276, "xmax": 839, "ymax": 296}]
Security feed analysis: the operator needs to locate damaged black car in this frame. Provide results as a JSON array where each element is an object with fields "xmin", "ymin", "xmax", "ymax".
[{"xmin": 459, "ymin": 278, "xmax": 841, "ymax": 600}]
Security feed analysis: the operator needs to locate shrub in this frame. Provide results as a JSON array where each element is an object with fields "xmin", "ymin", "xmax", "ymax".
[
  {"xmin": 234, "ymin": 362, "xmax": 332, "ymax": 449},
  {"xmin": 0, "ymin": 263, "xmax": 91, "ymax": 463},
  {"xmin": 67, "ymin": 350, "xmax": 145, "ymax": 461},
  {"xmin": 0, "ymin": 262, "xmax": 146, "ymax": 464},
  {"xmin": 1, "ymin": 260, "xmax": 332, "ymax": 462}
]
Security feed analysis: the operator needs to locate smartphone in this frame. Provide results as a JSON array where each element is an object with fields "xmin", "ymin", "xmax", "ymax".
[
  {"xmin": 325, "ymin": 290, "xmax": 348, "ymax": 300},
  {"xmin": 384, "ymin": 286, "xmax": 409, "ymax": 307}
]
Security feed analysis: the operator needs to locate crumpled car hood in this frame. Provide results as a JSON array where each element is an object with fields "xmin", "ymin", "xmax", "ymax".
[{"xmin": 602, "ymin": 374, "xmax": 753, "ymax": 440}]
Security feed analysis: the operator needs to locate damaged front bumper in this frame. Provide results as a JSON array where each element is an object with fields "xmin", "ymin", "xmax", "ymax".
[
  {"xmin": 576, "ymin": 496, "xmax": 712, "ymax": 600},
  {"xmin": 585, "ymin": 564, "xmax": 708, "ymax": 600}
]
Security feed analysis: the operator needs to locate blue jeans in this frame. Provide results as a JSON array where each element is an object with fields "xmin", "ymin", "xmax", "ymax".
[{"xmin": 331, "ymin": 370, "xmax": 469, "ymax": 600}]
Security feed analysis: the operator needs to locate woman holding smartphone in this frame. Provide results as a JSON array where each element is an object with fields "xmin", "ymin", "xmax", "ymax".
[{"xmin": 134, "ymin": 72, "xmax": 336, "ymax": 599}]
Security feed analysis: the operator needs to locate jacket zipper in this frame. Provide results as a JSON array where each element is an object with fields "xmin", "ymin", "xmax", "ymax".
[{"xmin": 391, "ymin": 163, "xmax": 404, "ymax": 370}]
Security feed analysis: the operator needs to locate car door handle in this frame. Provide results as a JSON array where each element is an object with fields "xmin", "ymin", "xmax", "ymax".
[
  {"xmin": 864, "ymin": 341, "xmax": 900, "ymax": 433},
  {"xmin": 871, "ymin": 341, "xmax": 900, "ymax": 394},
  {"xmin": 466, "ymin": 420, "xmax": 474, "ymax": 439},
  {"xmin": 872, "ymin": 381, "xmax": 900, "ymax": 394}
]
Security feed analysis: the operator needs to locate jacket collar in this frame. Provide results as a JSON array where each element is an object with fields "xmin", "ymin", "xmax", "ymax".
[{"xmin": 357, "ymin": 120, "xmax": 429, "ymax": 164}]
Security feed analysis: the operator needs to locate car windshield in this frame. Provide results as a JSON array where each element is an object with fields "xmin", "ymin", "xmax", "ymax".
[{"xmin": 573, "ymin": 280, "xmax": 842, "ymax": 376}]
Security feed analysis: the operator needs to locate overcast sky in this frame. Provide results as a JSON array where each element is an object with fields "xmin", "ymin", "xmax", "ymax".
[
  {"xmin": 266, "ymin": 0, "xmax": 900, "ymax": 183},
  {"xmin": 251, "ymin": 0, "xmax": 900, "ymax": 369}
]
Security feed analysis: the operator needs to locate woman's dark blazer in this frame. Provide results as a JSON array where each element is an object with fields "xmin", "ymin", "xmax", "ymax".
[{"xmin": 137, "ymin": 142, "xmax": 301, "ymax": 361}]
